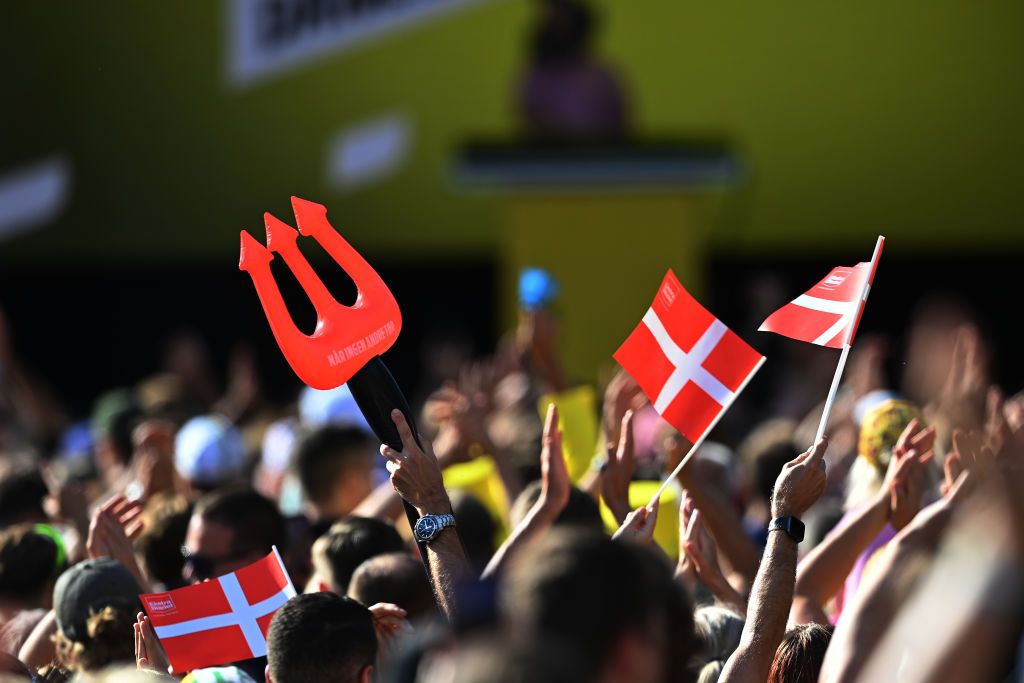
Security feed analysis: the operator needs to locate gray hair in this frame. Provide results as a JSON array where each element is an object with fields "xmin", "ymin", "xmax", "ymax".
[{"xmin": 692, "ymin": 606, "xmax": 745, "ymax": 683}]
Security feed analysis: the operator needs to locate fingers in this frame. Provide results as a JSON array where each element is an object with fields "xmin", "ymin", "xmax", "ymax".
[
  {"xmin": 380, "ymin": 444, "xmax": 403, "ymax": 463},
  {"xmin": 390, "ymin": 409, "xmax": 419, "ymax": 455},
  {"xmin": 543, "ymin": 404, "xmax": 560, "ymax": 445},
  {"xmin": 685, "ymin": 508, "xmax": 702, "ymax": 549},
  {"xmin": 793, "ymin": 437, "xmax": 829, "ymax": 467},
  {"xmin": 894, "ymin": 418, "xmax": 921, "ymax": 455},
  {"xmin": 617, "ymin": 410, "xmax": 634, "ymax": 466}
]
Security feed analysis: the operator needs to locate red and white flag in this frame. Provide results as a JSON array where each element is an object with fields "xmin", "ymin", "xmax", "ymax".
[
  {"xmin": 759, "ymin": 240, "xmax": 884, "ymax": 349},
  {"xmin": 141, "ymin": 548, "xmax": 296, "ymax": 673},
  {"xmin": 614, "ymin": 270, "xmax": 764, "ymax": 443}
]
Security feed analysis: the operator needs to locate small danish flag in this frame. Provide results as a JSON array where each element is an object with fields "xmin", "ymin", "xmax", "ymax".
[
  {"xmin": 614, "ymin": 270, "xmax": 764, "ymax": 443},
  {"xmin": 758, "ymin": 237, "xmax": 885, "ymax": 348},
  {"xmin": 140, "ymin": 548, "xmax": 296, "ymax": 673}
]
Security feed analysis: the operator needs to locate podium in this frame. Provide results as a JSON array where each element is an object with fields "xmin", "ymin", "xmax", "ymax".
[{"xmin": 455, "ymin": 141, "xmax": 743, "ymax": 384}]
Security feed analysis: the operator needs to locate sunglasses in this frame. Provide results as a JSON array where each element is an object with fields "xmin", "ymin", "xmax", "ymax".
[{"xmin": 180, "ymin": 545, "xmax": 251, "ymax": 581}]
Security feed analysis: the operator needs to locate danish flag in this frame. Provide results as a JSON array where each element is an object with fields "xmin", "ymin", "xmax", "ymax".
[
  {"xmin": 141, "ymin": 549, "xmax": 296, "ymax": 673},
  {"xmin": 614, "ymin": 270, "xmax": 764, "ymax": 442},
  {"xmin": 758, "ymin": 238, "xmax": 884, "ymax": 348}
]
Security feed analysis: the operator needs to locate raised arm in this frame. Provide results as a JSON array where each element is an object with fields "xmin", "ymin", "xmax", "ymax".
[
  {"xmin": 381, "ymin": 410, "xmax": 473, "ymax": 621},
  {"xmin": 483, "ymin": 405, "xmax": 569, "ymax": 579},
  {"xmin": 719, "ymin": 438, "xmax": 828, "ymax": 683},
  {"xmin": 792, "ymin": 421, "xmax": 935, "ymax": 624}
]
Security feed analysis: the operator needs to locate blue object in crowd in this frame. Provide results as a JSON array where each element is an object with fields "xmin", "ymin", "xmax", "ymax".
[{"xmin": 519, "ymin": 267, "xmax": 559, "ymax": 310}]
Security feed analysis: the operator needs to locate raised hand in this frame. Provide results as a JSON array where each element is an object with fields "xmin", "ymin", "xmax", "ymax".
[
  {"xmin": 680, "ymin": 500, "xmax": 746, "ymax": 615},
  {"xmin": 368, "ymin": 602, "xmax": 412, "ymax": 657},
  {"xmin": 87, "ymin": 495, "xmax": 146, "ymax": 585},
  {"xmin": 381, "ymin": 411, "xmax": 450, "ymax": 516},
  {"xmin": 601, "ymin": 410, "xmax": 635, "ymax": 524},
  {"xmin": 135, "ymin": 612, "xmax": 171, "ymax": 674},
  {"xmin": 612, "ymin": 498, "xmax": 659, "ymax": 543},
  {"xmin": 885, "ymin": 419, "xmax": 936, "ymax": 530},
  {"xmin": 771, "ymin": 438, "xmax": 829, "ymax": 519},
  {"xmin": 539, "ymin": 404, "xmax": 570, "ymax": 514}
]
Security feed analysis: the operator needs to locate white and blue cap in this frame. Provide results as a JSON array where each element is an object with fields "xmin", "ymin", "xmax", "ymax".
[
  {"xmin": 174, "ymin": 414, "xmax": 247, "ymax": 487},
  {"xmin": 299, "ymin": 384, "xmax": 372, "ymax": 434}
]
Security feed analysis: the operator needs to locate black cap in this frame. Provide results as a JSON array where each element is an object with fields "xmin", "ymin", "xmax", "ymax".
[{"xmin": 53, "ymin": 558, "xmax": 141, "ymax": 642}]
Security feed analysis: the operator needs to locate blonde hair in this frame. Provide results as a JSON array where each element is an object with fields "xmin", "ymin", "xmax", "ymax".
[
  {"xmin": 54, "ymin": 606, "xmax": 135, "ymax": 671},
  {"xmin": 692, "ymin": 606, "xmax": 745, "ymax": 683}
]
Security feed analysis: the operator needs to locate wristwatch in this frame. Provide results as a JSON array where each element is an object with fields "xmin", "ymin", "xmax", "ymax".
[
  {"xmin": 768, "ymin": 516, "xmax": 805, "ymax": 543},
  {"xmin": 413, "ymin": 513, "xmax": 456, "ymax": 543}
]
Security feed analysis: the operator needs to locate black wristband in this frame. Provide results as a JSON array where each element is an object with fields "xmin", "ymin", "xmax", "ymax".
[{"xmin": 768, "ymin": 516, "xmax": 805, "ymax": 543}]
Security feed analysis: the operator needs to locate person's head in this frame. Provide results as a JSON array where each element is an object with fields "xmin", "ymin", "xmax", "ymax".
[
  {"xmin": 502, "ymin": 529, "xmax": 693, "ymax": 683},
  {"xmin": 0, "ymin": 466, "xmax": 48, "ymax": 529},
  {"xmin": 767, "ymin": 623, "xmax": 833, "ymax": 683},
  {"xmin": 136, "ymin": 494, "xmax": 192, "ymax": 590},
  {"xmin": 175, "ymin": 415, "xmax": 248, "ymax": 493},
  {"xmin": 443, "ymin": 633, "xmax": 590, "ymax": 683},
  {"xmin": 266, "ymin": 593, "xmax": 376, "ymax": 683},
  {"xmin": 530, "ymin": 0, "xmax": 595, "ymax": 65},
  {"xmin": 0, "ymin": 525, "xmax": 64, "ymax": 608},
  {"xmin": 738, "ymin": 419, "xmax": 800, "ymax": 508},
  {"xmin": 348, "ymin": 552, "xmax": 434, "ymax": 620},
  {"xmin": 509, "ymin": 481, "xmax": 604, "ymax": 534},
  {"xmin": 91, "ymin": 389, "xmax": 142, "ymax": 473},
  {"xmin": 53, "ymin": 558, "xmax": 141, "ymax": 671},
  {"xmin": 310, "ymin": 517, "xmax": 405, "ymax": 594},
  {"xmin": 294, "ymin": 426, "xmax": 376, "ymax": 520},
  {"xmin": 845, "ymin": 399, "xmax": 924, "ymax": 511},
  {"xmin": 691, "ymin": 606, "xmax": 744, "ymax": 683},
  {"xmin": 184, "ymin": 487, "xmax": 285, "ymax": 583},
  {"xmin": 449, "ymin": 491, "xmax": 496, "ymax": 575}
]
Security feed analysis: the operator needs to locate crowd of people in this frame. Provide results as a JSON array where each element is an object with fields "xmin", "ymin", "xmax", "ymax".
[{"xmin": 0, "ymin": 290, "xmax": 1020, "ymax": 683}]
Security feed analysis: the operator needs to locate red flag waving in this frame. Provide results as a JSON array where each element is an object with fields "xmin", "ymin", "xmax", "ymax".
[
  {"xmin": 141, "ymin": 549, "xmax": 296, "ymax": 673},
  {"xmin": 614, "ymin": 270, "xmax": 764, "ymax": 442},
  {"xmin": 759, "ymin": 250, "xmax": 882, "ymax": 349}
]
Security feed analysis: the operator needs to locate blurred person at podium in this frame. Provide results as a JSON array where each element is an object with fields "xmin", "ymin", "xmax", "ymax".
[{"xmin": 519, "ymin": 0, "xmax": 630, "ymax": 139}]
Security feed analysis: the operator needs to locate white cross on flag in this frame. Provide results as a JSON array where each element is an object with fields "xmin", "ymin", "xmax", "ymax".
[
  {"xmin": 758, "ymin": 254, "xmax": 880, "ymax": 348},
  {"xmin": 140, "ymin": 548, "xmax": 296, "ymax": 673},
  {"xmin": 614, "ymin": 270, "xmax": 764, "ymax": 443}
]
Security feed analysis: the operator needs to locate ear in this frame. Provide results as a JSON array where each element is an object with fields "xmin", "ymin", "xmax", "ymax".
[
  {"xmin": 265, "ymin": 665, "xmax": 272, "ymax": 683},
  {"xmin": 320, "ymin": 581, "xmax": 332, "ymax": 594},
  {"xmin": 360, "ymin": 664, "xmax": 374, "ymax": 683}
]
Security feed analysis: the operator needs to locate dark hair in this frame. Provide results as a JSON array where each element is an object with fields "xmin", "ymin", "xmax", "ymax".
[
  {"xmin": 0, "ymin": 525, "xmax": 61, "ymax": 599},
  {"xmin": 137, "ymin": 495, "xmax": 192, "ymax": 590},
  {"xmin": 194, "ymin": 487, "xmax": 286, "ymax": 555},
  {"xmin": 348, "ymin": 552, "xmax": 435, "ymax": 620},
  {"xmin": 267, "ymin": 593, "xmax": 376, "ymax": 683},
  {"xmin": 0, "ymin": 467, "xmax": 48, "ymax": 528},
  {"xmin": 312, "ymin": 517, "xmax": 405, "ymax": 593},
  {"xmin": 530, "ymin": 0, "xmax": 594, "ymax": 65},
  {"xmin": 450, "ymin": 491, "xmax": 496, "ymax": 575},
  {"xmin": 293, "ymin": 425, "xmax": 373, "ymax": 505},
  {"xmin": 503, "ymin": 529, "xmax": 694, "ymax": 681},
  {"xmin": 767, "ymin": 623, "xmax": 834, "ymax": 683},
  {"xmin": 509, "ymin": 482, "xmax": 604, "ymax": 535},
  {"xmin": 738, "ymin": 420, "xmax": 799, "ymax": 505}
]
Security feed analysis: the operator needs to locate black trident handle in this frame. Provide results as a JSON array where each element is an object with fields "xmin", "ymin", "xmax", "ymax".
[{"xmin": 346, "ymin": 356, "xmax": 434, "ymax": 559}]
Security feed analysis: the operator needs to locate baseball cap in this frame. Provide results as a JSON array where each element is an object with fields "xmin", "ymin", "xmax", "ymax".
[
  {"xmin": 53, "ymin": 558, "xmax": 141, "ymax": 643},
  {"xmin": 299, "ymin": 384, "xmax": 372, "ymax": 434},
  {"xmin": 175, "ymin": 415, "xmax": 247, "ymax": 488}
]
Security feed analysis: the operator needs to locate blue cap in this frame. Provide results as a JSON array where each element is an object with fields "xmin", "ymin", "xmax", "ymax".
[
  {"xmin": 519, "ymin": 267, "xmax": 559, "ymax": 310},
  {"xmin": 299, "ymin": 384, "xmax": 372, "ymax": 434},
  {"xmin": 174, "ymin": 415, "xmax": 247, "ymax": 487}
]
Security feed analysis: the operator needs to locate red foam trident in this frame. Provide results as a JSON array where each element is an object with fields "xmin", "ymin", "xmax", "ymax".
[{"xmin": 238, "ymin": 197, "xmax": 402, "ymax": 390}]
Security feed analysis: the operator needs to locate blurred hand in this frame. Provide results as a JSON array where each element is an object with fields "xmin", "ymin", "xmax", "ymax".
[
  {"xmin": 942, "ymin": 428, "xmax": 993, "ymax": 496},
  {"xmin": 381, "ymin": 411, "xmax": 450, "ymax": 516},
  {"xmin": 87, "ymin": 495, "xmax": 144, "ymax": 568},
  {"xmin": 539, "ymin": 405, "xmax": 570, "ymax": 514},
  {"xmin": 933, "ymin": 326, "xmax": 988, "ymax": 429},
  {"xmin": 771, "ymin": 438, "xmax": 828, "ymax": 519},
  {"xmin": 369, "ymin": 602, "xmax": 412, "ymax": 657},
  {"xmin": 612, "ymin": 499, "xmax": 659, "ymax": 543},
  {"xmin": 601, "ymin": 410, "xmax": 635, "ymax": 524},
  {"xmin": 602, "ymin": 369, "xmax": 644, "ymax": 445},
  {"xmin": 883, "ymin": 419, "xmax": 936, "ymax": 530},
  {"xmin": 42, "ymin": 466, "xmax": 89, "ymax": 533},
  {"xmin": 133, "ymin": 420, "xmax": 177, "ymax": 500}
]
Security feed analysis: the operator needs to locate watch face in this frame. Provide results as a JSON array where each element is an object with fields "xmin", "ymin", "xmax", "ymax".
[{"xmin": 415, "ymin": 516, "xmax": 440, "ymax": 541}]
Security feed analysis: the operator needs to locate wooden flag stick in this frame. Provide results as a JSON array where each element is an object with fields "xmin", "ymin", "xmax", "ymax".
[
  {"xmin": 649, "ymin": 355, "xmax": 767, "ymax": 506},
  {"xmin": 813, "ymin": 235, "xmax": 886, "ymax": 442}
]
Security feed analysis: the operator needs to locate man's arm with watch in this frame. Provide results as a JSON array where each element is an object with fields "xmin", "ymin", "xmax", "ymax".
[
  {"xmin": 719, "ymin": 438, "xmax": 829, "ymax": 683},
  {"xmin": 381, "ymin": 410, "xmax": 473, "ymax": 622}
]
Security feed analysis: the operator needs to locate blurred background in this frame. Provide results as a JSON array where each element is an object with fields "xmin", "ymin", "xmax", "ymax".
[{"xmin": 1, "ymin": 0, "xmax": 1022, "ymax": 420}]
